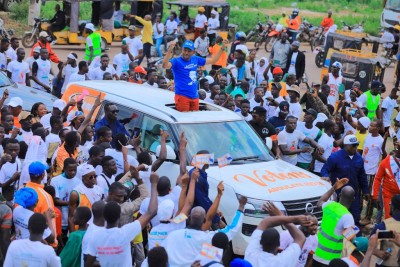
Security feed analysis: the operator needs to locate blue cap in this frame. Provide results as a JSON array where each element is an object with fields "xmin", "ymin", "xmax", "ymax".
[
  {"xmin": 182, "ymin": 40, "xmax": 195, "ymax": 51},
  {"xmin": 29, "ymin": 161, "xmax": 48, "ymax": 176},
  {"xmin": 14, "ymin": 188, "xmax": 38, "ymax": 208},
  {"xmin": 230, "ymin": 258, "xmax": 252, "ymax": 267},
  {"xmin": 371, "ymin": 80, "xmax": 384, "ymax": 89}
]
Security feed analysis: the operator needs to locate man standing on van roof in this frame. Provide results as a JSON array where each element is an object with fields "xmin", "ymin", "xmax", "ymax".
[
  {"xmin": 162, "ymin": 40, "xmax": 228, "ymax": 112},
  {"xmin": 84, "ymin": 23, "xmax": 101, "ymax": 65}
]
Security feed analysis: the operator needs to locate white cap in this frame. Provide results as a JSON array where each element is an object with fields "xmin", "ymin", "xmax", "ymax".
[
  {"xmin": 53, "ymin": 99, "xmax": 66, "ymax": 110},
  {"xmin": 156, "ymin": 145, "xmax": 177, "ymax": 160},
  {"xmin": 40, "ymin": 114, "xmax": 51, "ymax": 130},
  {"xmin": 332, "ymin": 61, "xmax": 342, "ymax": 69},
  {"xmin": 67, "ymin": 53, "xmax": 77, "ymax": 60},
  {"xmin": 204, "ymin": 75, "xmax": 214, "ymax": 85},
  {"xmin": 85, "ymin": 23, "xmax": 95, "ymax": 32},
  {"xmin": 8, "ymin": 97, "xmax": 23, "ymax": 108},
  {"xmin": 39, "ymin": 31, "xmax": 49, "ymax": 38},
  {"xmin": 81, "ymin": 164, "xmax": 96, "ymax": 176},
  {"xmin": 158, "ymin": 199, "xmax": 175, "ymax": 221},
  {"xmin": 67, "ymin": 110, "xmax": 84, "ymax": 123},
  {"xmin": 313, "ymin": 113, "xmax": 328, "ymax": 126},
  {"xmin": 343, "ymin": 135, "xmax": 359, "ymax": 145},
  {"xmin": 33, "ymin": 46, "xmax": 41, "ymax": 53},
  {"xmin": 211, "ymin": 10, "xmax": 218, "ymax": 16},
  {"xmin": 358, "ymin": 116, "xmax": 371, "ymax": 129}
]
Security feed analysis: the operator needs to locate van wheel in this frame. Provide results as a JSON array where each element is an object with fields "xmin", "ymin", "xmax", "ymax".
[{"xmin": 100, "ymin": 37, "xmax": 107, "ymax": 52}]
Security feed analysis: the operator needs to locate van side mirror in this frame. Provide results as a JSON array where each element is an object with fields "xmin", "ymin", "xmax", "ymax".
[{"xmin": 265, "ymin": 137, "xmax": 273, "ymax": 150}]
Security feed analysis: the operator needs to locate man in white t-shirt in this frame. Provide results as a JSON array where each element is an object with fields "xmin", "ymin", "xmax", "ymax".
[
  {"xmin": 85, "ymin": 172, "xmax": 159, "ymax": 267},
  {"xmin": 245, "ymin": 201, "xmax": 310, "ymax": 267},
  {"xmin": 0, "ymin": 139, "xmax": 22, "ymax": 197},
  {"xmin": 164, "ymin": 14, "xmax": 178, "ymax": 45},
  {"xmin": 89, "ymin": 54, "xmax": 119, "ymax": 80},
  {"xmin": 357, "ymin": 80, "xmax": 383, "ymax": 120},
  {"xmin": 113, "ymin": 43, "xmax": 134, "ymax": 77},
  {"xmin": 123, "ymin": 25, "xmax": 143, "ymax": 60},
  {"xmin": 31, "ymin": 48, "xmax": 52, "ymax": 93},
  {"xmin": 237, "ymin": 99, "xmax": 253, "ymax": 121},
  {"xmin": 381, "ymin": 88, "xmax": 399, "ymax": 131},
  {"xmin": 96, "ymin": 156, "xmax": 117, "ymax": 198},
  {"xmin": 4, "ymin": 213, "xmax": 61, "ymax": 267},
  {"xmin": 105, "ymin": 133, "xmax": 138, "ymax": 176},
  {"xmin": 5, "ymin": 37, "xmax": 18, "ymax": 62},
  {"xmin": 6, "ymin": 48, "xmax": 30, "ymax": 86},
  {"xmin": 68, "ymin": 61, "xmax": 89, "ymax": 84},
  {"xmin": 0, "ymin": 39, "xmax": 10, "ymax": 70},
  {"xmin": 313, "ymin": 179, "xmax": 356, "ymax": 266},
  {"xmin": 60, "ymin": 53, "xmax": 78, "ymax": 94},
  {"xmin": 280, "ymin": 214, "xmax": 318, "ymax": 267},
  {"xmin": 278, "ymin": 115, "xmax": 324, "ymax": 166},
  {"xmin": 314, "ymin": 119, "xmax": 335, "ymax": 175},
  {"xmin": 207, "ymin": 10, "xmax": 220, "ymax": 45}
]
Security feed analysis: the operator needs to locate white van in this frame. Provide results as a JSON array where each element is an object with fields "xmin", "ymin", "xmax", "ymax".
[{"xmin": 63, "ymin": 81, "xmax": 332, "ymax": 255}]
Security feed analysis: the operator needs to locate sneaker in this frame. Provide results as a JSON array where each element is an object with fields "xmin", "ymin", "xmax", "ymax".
[{"xmin": 359, "ymin": 217, "xmax": 371, "ymax": 226}]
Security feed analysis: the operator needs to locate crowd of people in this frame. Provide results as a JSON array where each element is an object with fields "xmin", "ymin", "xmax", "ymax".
[{"xmin": 2, "ymin": 3, "xmax": 400, "ymax": 267}]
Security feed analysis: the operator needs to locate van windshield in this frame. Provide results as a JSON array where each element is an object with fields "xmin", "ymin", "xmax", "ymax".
[
  {"xmin": 386, "ymin": 0, "xmax": 400, "ymax": 11},
  {"xmin": 177, "ymin": 121, "xmax": 274, "ymax": 164}
]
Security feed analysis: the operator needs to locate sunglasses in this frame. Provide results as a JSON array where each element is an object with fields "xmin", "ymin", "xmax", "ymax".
[
  {"xmin": 85, "ymin": 174, "xmax": 97, "ymax": 179},
  {"xmin": 351, "ymin": 144, "xmax": 358, "ymax": 147}
]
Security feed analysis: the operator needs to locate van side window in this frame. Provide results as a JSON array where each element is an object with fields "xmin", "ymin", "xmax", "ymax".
[{"xmin": 141, "ymin": 116, "xmax": 172, "ymax": 153}]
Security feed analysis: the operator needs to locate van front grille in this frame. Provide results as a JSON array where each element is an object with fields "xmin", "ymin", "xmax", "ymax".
[{"xmin": 282, "ymin": 196, "xmax": 322, "ymax": 221}]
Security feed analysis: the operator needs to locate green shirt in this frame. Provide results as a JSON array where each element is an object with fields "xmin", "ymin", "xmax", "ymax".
[
  {"xmin": 60, "ymin": 230, "xmax": 86, "ymax": 267},
  {"xmin": 229, "ymin": 87, "xmax": 246, "ymax": 98}
]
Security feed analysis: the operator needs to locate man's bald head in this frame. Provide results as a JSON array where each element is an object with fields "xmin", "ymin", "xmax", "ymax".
[
  {"xmin": 92, "ymin": 200, "xmax": 106, "ymax": 220},
  {"xmin": 339, "ymin": 186, "xmax": 355, "ymax": 208},
  {"xmin": 189, "ymin": 206, "xmax": 206, "ymax": 229}
]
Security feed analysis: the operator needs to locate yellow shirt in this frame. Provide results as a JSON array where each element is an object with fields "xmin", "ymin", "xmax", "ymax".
[
  {"xmin": 135, "ymin": 16, "xmax": 153, "ymax": 45},
  {"xmin": 278, "ymin": 17, "xmax": 288, "ymax": 27},
  {"xmin": 355, "ymin": 131, "xmax": 367, "ymax": 151},
  {"xmin": 132, "ymin": 211, "xmax": 143, "ymax": 244}
]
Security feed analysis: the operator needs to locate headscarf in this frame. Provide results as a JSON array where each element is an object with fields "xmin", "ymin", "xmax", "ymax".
[
  {"xmin": 14, "ymin": 188, "xmax": 38, "ymax": 209},
  {"xmin": 255, "ymin": 57, "xmax": 268, "ymax": 85}
]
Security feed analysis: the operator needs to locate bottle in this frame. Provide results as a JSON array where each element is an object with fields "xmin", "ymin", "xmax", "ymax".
[{"xmin": 376, "ymin": 247, "xmax": 392, "ymax": 265}]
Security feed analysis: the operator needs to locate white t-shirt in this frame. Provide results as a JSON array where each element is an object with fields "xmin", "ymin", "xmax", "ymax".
[
  {"xmin": 314, "ymin": 201, "xmax": 355, "ymax": 265},
  {"xmin": 277, "ymin": 130, "xmax": 306, "ymax": 165},
  {"xmin": 314, "ymin": 133, "xmax": 334, "ymax": 173},
  {"xmin": 357, "ymin": 93, "xmax": 381, "ymax": 109},
  {"xmin": 50, "ymin": 174, "xmax": 82, "ymax": 226},
  {"xmin": 139, "ymin": 186, "xmax": 181, "ymax": 226},
  {"xmin": 68, "ymin": 73, "xmax": 88, "ymax": 85},
  {"xmin": 123, "ymin": 37, "xmax": 143, "ymax": 58},
  {"xmin": 6, "ymin": 60, "xmax": 30, "ymax": 84},
  {"xmin": 245, "ymin": 229, "xmax": 301, "ymax": 267},
  {"xmin": 13, "ymin": 206, "xmax": 52, "ymax": 240},
  {"xmin": 362, "ymin": 134, "xmax": 383, "ymax": 175},
  {"xmin": 105, "ymin": 148, "xmax": 138, "ymax": 176},
  {"xmin": 207, "ymin": 17, "xmax": 220, "ymax": 34},
  {"xmin": 86, "ymin": 220, "xmax": 142, "ymax": 267},
  {"xmin": 153, "ymin": 22, "xmax": 164, "ymax": 39},
  {"xmin": 4, "ymin": 239, "xmax": 61, "ymax": 267},
  {"xmin": 280, "ymin": 230, "xmax": 318, "ymax": 267},
  {"xmin": 326, "ymin": 73, "xmax": 343, "ymax": 106},
  {"xmin": 288, "ymin": 52, "xmax": 298, "ymax": 76},
  {"xmin": 274, "ymin": 102, "xmax": 302, "ymax": 118},
  {"xmin": 344, "ymin": 117, "xmax": 358, "ymax": 135},
  {"xmin": 165, "ymin": 20, "xmax": 178, "ymax": 35},
  {"xmin": 265, "ymin": 92, "xmax": 284, "ymax": 120},
  {"xmin": 61, "ymin": 64, "xmax": 78, "ymax": 93},
  {"xmin": 249, "ymin": 97, "xmax": 268, "ymax": 111},
  {"xmin": 89, "ymin": 65, "xmax": 117, "ymax": 80},
  {"xmin": 0, "ymin": 159, "xmax": 22, "ymax": 193},
  {"xmin": 296, "ymin": 122, "xmax": 320, "ymax": 164},
  {"xmin": 6, "ymin": 47, "xmax": 17, "ymax": 61},
  {"xmin": 96, "ymin": 173, "xmax": 116, "ymax": 197},
  {"xmin": 194, "ymin": 14, "xmax": 207, "ymax": 28},
  {"xmin": 143, "ymin": 81, "xmax": 159, "ymax": 88},
  {"xmin": 32, "ymin": 58, "xmax": 51, "ymax": 91},
  {"xmin": 0, "ymin": 52, "xmax": 7, "ymax": 69},
  {"xmin": 237, "ymin": 111, "xmax": 253, "ymax": 121},
  {"xmin": 382, "ymin": 96, "xmax": 398, "ymax": 127},
  {"xmin": 81, "ymin": 224, "xmax": 104, "ymax": 266},
  {"xmin": 112, "ymin": 53, "xmax": 131, "ymax": 76},
  {"xmin": 148, "ymin": 220, "xmax": 186, "ymax": 250}
]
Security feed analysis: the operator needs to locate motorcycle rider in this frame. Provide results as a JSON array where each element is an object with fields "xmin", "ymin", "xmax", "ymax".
[
  {"xmin": 321, "ymin": 10, "xmax": 334, "ymax": 30},
  {"xmin": 30, "ymin": 31, "xmax": 60, "ymax": 64},
  {"xmin": 47, "ymin": 4, "xmax": 66, "ymax": 44},
  {"xmin": 278, "ymin": 11, "xmax": 288, "ymax": 27},
  {"xmin": 286, "ymin": 9, "xmax": 301, "ymax": 41}
]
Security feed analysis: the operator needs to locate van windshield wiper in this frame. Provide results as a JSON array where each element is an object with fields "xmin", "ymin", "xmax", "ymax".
[{"xmin": 230, "ymin": 156, "xmax": 260, "ymax": 162}]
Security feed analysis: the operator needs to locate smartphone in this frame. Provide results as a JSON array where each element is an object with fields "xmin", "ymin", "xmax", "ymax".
[
  {"xmin": 378, "ymin": 230, "xmax": 394, "ymax": 239},
  {"xmin": 133, "ymin": 127, "xmax": 141, "ymax": 138}
]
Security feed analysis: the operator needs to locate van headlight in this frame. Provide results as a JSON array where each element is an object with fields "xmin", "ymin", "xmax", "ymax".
[{"xmin": 236, "ymin": 194, "xmax": 287, "ymax": 218}]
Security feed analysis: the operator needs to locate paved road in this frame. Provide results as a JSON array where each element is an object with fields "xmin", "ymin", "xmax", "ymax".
[{"xmin": 49, "ymin": 41, "xmax": 396, "ymax": 98}]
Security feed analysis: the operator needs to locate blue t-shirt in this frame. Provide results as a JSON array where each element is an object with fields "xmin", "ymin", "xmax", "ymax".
[{"xmin": 170, "ymin": 56, "xmax": 206, "ymax": 99}]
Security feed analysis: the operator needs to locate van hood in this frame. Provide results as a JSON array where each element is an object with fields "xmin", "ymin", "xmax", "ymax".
[{"xmin": 206, "ymin": 159, "xmax": 331, "ymax": 201}]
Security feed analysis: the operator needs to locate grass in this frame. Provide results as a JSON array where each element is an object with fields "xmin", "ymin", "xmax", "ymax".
[{"xmin": 9, "ymin": 0, "xmax": 383, "ymax": 36}]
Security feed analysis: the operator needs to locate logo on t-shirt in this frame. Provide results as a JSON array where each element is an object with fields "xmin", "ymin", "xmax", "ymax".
[
  {"xmin": 262, "ymin": 127, "xmax": 269, "ymax": 135},
  {"xmin": 188, "ymin": 71, "xmax": 197, "ymax": 85}
]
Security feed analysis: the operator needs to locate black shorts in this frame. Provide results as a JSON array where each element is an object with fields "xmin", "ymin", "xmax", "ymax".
[{"xmin": 51, "ymin": 24, "xmax": 64, "ymax": 32}]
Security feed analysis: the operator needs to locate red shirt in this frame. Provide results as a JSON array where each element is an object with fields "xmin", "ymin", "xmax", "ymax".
[{"xmin": 54, "ymin": 207, "xmax": 62, "ymax": 236}]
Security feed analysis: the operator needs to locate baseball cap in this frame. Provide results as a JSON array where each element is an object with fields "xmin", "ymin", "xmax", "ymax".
[
  {"xmin": 53, "ymin": 99, "xmax": 66, "ymax": 111},
  {"xmin": 343, "ymin": 134, "xmax": 359, "ymax": 145},
  {"xmin": 252, "ymin": 106, "xmax": 267, "ymax": 115},
  {"xmin": 29, "ymin": 161, "xmax": 48, "ymax": 176},
  {"xmin": 182, "ymin": 40, "xmax": 195, "ymax": 51},
  {"xmin": 18, "ymin": 111, "xmax": 33, "ymax": 122},
  {"xmin": 312, "ymin": 82, "xmax": 321, "ymax": 87},
  {"xmin": 8, "ymin": 97, "xmax": 23, "ymax": 108},
  {"xmin": 230, "ymin": 258, "xmax": 252, "ymax": 267},
  {"xmin": 67, "ymin": 53, "xmax": 77, "ymax": 60},
  {"xmin": 128, "ymin": 25, "xmax": 136, "ymax": 31},
  {"xmin": 39, "ymin": 31, "xmax": 49, "ymax": 38},
  {"xmin": 271, "ymin": 82, "xmax": 282, "ymax": 90},
  {"xmin": 67, "ymin": 110, "xmax": 84, "ymax": 123},
  {"xmin": 353, "ymin": 237, "xmax": 369, "ymax": 253},
  {"xmin": 359, "ymin": 116, "xmax": 371, "ymax": 129},
  {"xmin": 292, "ymin": 41, "xmax": 300, "ymax": 47},
  {"xmin": 33, "ymin": 46, "xmax": 41, "ymax": 53},
  {"xmin": 303, "ymin": 108, "xmax": 318, "ymax": 117},
  {"xmin": 80, "ymin": 164, "xmax": 96, "ymax": 177},
  {"xmin": 204, "ymin": 75, "xmax": 214, "ymax": 85},
  {"xmin": 134, "ymin": 66, "xmax": 147, "ymax": 75},
  {"xmin": 278, "ymin": 101, "xmax": 289, "ymax": 111},
  {"xmin": 158, "ymin": 199, "xmax": 175, "ymax": 221},
  {"xmin": 85, "ymin": 23, "xmax": 95, "ymax": 32},
  {"xmin": 371, "ymin": 80, "xmax": 384, "ymax": 89},
  {"xmin": 272, "ymin": 67, "xmax": 283, "ymax": 75},
  {"xmin": 331, "ymin": 61, "xmax": 342, "ymax": 69},
  {"xmin": 287, "ymin": 85, "xmax": 300, "ymax": 97}
]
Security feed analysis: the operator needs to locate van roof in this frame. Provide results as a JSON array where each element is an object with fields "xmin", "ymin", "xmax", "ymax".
[{"xmin": 70, "ymin": 80, "xmax": 243, "ymax": 123}]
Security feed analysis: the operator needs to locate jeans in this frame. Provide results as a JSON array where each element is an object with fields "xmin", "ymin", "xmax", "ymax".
[
  {"xmin": 138, "ymin": 42, "xmax": 152, "ymax": 66},
  {"xmin": 163, "ymin": 34, "xmax": 176, "ymax": 46},
  {"xmin": 154, "ymin": 37, "xmax": 163, "ymax": 57}
]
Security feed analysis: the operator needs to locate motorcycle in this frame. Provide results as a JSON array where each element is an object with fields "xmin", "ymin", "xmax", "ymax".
[
  {"xmin": 0, "ymin": 19, "xmax": 14, "ymax": 40},
  {"xmin": 264, "ymin": 24, "xmax": 284, "ymax": 53},
  {"xmin": 254, "ymin": 18, "xmax": 274, "ymax": 50},
  {"xmin": 341, "ymin": 20, "xmax": 365, "ymax": 33},
  {"xmin": 311, "ymin": 26, "xmax": 325, "ymax": 52},
  {"xmin": 22, "ymin": 17, "xmax": 53, "ymax": 48},
  {"xmin": 314, "ymin": 46, "xmax": 325, "ymax": 68},
  {"xmin": 247, "ymin": 19, "xmax": 264, "ymax": 43},
  {"xmin": 296, "ymin": 20, "xmax": 316, "ymax": 43}
]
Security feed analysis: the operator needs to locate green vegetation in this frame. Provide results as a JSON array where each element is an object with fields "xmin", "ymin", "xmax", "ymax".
[{"xmin": 9, "ymin": 0, "xmax": 383, "ymax": 36}]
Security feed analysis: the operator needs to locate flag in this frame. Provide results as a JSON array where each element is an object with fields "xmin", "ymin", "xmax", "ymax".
[
  {"xmin": 191, "ymin": 153, "xmax": 214, "ymax": 169},
  {"xmin": 217, "ymin": 153, "xmax": 232, "ymax": 168}
]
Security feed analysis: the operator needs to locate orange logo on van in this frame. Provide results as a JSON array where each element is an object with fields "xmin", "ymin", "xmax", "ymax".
[{"xmin": 233, "ymin": 170, "xmax": 313, "ymax": 187}]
